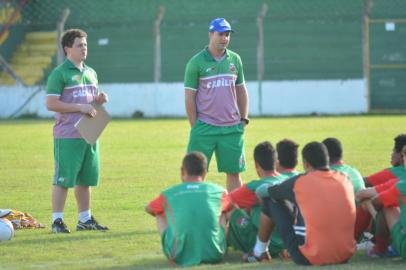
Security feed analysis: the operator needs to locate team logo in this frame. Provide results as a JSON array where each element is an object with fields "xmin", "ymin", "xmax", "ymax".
[
  {"xmin": 229, "ymin": 63, "xmax": 236, "ymax": 73},
  {"xmin": 71, "ymin": 75, "xmax": 81, "ymax": 82},
  {"xmin": 236, "ymin": 217, "xmax": 249, "ymax": 228}
]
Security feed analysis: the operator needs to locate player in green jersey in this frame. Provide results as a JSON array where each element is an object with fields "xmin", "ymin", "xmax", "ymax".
[{"xmin": 146, "ymin": 152, "xmax": 232, "ymax": 266}]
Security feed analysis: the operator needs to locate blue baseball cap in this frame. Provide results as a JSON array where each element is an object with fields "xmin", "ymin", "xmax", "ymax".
[{"xmin": 208, "ymin": 18, "xmax": 234, "ymax": 33}]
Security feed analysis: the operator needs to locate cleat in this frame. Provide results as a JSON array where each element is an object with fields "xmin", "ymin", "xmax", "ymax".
[
  {"xmin": 243, "ymin": 251, "xmax": 271, "ymax": 263},
  {"xmin": 52, "ymin": 218, "xmax": 70, "ymax": 233},
  {"xmin": 76, "ymin": 216, "xmax": 108, "ymax": 231},
  {"xmin": 367, "ymin": 245, "xmax": 399, "ymax": 258}
]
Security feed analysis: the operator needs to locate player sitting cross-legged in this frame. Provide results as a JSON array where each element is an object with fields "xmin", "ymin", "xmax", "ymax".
[{"xmin": 145, "ymin": 152, "xmax": 232, "ymax": 266}]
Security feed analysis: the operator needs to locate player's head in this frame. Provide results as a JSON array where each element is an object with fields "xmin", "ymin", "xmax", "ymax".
[
  {"xmin": 254, "ymin": 141, "xmax": 277, "ymax": 173},
  {"xmin": 302, "ymin": 142, "xmax": 329, "ymax": 171},
  {"xmin": 322, "ymin": 137, "xmax": 343, "ymax": 164},
  {"xmin": 391, "ymin": 134, "xmax": 406, "ymax": 166},
  {"xmin": 61, "ymin": 29, "xmax": 88, "ymax": 61},
  {"xmin": 208, "ymin": 18, "xmax": 233, "ymax": 52},
  {"xmin": 276, "ymin": 139, "xmax": 299, "ymax": 170},
  {"xmin": 181, "ymin": 152, "xmax": 207, "ymax": 180}
]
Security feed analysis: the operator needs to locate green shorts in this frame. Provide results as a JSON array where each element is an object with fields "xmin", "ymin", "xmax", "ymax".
[
  {"xmin": 53, "ymin": 138, "xmax": 100, "ymax": 188},
  {"xmin": 228, "ymin": 209, "xmax": 257, "ymax": 252},
  {"xmin": 390, "ymin": 221, "xmax": 406, "ymax": 260},
  {"xmin": 228, "ymin": 209, "xmax": 285, "ymax": 256},
  {"xmin": 161, "ymin": 227, "xmax": 226, "ymax": 265},
  {"xmin": 187, "ymin": 120, "xmax": 246, "ymax": 173}
]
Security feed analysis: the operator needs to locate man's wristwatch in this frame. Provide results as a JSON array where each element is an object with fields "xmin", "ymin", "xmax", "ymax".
[{"xmin": 240, "ymin": 118, "xmax": 249, "ymax": 125}]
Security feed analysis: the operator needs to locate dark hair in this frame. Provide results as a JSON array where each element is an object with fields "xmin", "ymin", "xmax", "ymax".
[
  {"xmin": 254, "ymin": 141, "xmax": 277, "ymax": 171},
  {"xmin": 322, "ymin": 137, "xmax": 343, "ymax": 164},
  {"xmin": 302, "ymin": 141, "xmax": 329, "ymax": 170},
  {"xmin": 182, "ymin": 152, "xmax": 207, "ymax": 176},
  {"xmin": 276, "ymin": 139, "xmax": 299, "ymax": 169},
  {"xmin": 61, "ymin": 29, "xmax": 87, "ymax": 56},
  {"xmin": 394, "ymin": 134, "xmax": 406, "ymax": 153}
]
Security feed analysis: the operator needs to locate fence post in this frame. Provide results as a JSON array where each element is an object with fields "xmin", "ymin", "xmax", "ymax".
[
  {"xmin": 256, "ymin": 3, "xmax": 268, "ymax": 116},
  {"xmin": 56, "ymin": 8, "xmax": 70, "ymax": 65},
  {"xmin": 154, "ymin": 6, "xmax": 165, "ymax": 83},
  {"xmin": 362, "ymin": 0, "xmax": 373, "ymax": 112}
]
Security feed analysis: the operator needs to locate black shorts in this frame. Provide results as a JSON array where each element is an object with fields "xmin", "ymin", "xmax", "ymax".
[{"xmin": 262, "ymin": 198, "xmax": 310, "ymax": 265}]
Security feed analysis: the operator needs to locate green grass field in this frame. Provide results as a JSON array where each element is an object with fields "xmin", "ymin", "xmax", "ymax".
[{"xmin": 0, "ymin": 116, "xmax": 405, "ymax": 270}]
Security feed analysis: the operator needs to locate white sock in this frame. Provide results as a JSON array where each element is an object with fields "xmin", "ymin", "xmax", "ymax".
[
  {"xmin": 52, "ymin": 212, "xmax": 64, "ymax": 222},
  {"xmin": 79, "ymin": 210, "xmax": 91, "ymax": 223},
  {"xmin": 253, "ymin": 236, "xmax": 269, "ymax": 257}
]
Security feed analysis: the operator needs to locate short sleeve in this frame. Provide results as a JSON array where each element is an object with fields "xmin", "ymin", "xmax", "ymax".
[
  {"xmin": 184, "ymin": 59, "xmax": 199, "ymax": 91},
  {"xmin": 147, "ymin": 194, "xmax": 166, "ymax": 216},
  {"xmin": 235, "ymin": 55, "xmax": 245, "ymax": 86},
  {"xmin": 47, "ymin": 69, "xmax": 64, "ymax": 96}
]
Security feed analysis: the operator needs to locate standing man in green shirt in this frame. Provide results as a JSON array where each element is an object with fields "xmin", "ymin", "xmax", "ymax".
[
  {"xmin": 46, "ymin": 29, "xmax": 108, "ymax": 233},
  {"xmin": 184, "ymin": 18, "xmax": 249, "ymax": 192}
]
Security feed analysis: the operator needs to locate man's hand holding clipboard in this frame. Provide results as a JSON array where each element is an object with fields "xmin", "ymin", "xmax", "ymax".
[{"xmin": 75, "ymin": 92, "xmax": 111, "ymax": 145}]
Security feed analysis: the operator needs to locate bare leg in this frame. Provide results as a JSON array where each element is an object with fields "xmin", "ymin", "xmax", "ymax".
[
  {"xmin": 383, "ymin": 207, "xmax": 401, "ymax": 231},
  {"xmin": 52, "ymin": 185, "xmax": 68, "ymax": 212},
  {"xmin": 74, "ymin": 185, "xmax": 91, "ymax": 212},
  {"xmin": 258, "ymin": 213, "xmax": 275, "ymax": 242},
  {"xmin": 156, "ymin": 215, "xmax": 168, "ymax": 235},
  {"xmin": 226, "ymin": 173, "xmax": 242, "ymax": 192}
]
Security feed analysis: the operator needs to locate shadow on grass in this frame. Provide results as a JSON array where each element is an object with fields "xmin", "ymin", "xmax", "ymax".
[{"xmin": 6, "ymin": 229, "xmax": 155, "ymax": 246}]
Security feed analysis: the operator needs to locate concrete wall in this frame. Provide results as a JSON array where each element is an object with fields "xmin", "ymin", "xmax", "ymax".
[{"xmin": 0, "ymin": 79, "xmax": 367, "ymax": 118}]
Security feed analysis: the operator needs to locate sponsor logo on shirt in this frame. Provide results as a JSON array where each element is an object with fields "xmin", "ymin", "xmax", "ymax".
[
  {"xmin": 205, "ymin": 66, "xmax": 216, "ymax": 73},
  {"xmin": 186, "ymin": 184, "xmax": 199, "ymax": 189},
  {"xmin": 71, "ymin": 75, "xmax": 81, "ymax": 82},
  {"xmin": 73, "ymin": 89, "xmax": 91, "ymax": 98},
  {"xmin": 207, "ymin": 78, "xmax": 234, "ymax": 89}
]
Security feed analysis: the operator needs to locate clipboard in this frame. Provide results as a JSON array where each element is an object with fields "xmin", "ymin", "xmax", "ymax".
[{"xmin": 74, "ymin": 103, "xmax": 111, "ymax": 144}]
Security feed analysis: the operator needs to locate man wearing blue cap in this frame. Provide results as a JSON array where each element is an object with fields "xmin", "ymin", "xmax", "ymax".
[{"xmin": 184, "ymin": 18, "xmax": 249, "ymax": 191}]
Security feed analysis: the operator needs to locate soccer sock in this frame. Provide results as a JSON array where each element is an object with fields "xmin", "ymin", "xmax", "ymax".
[
  {"xmin": 79, "ymin": 210, "xmax": 91, "ymax": 223},
  {"xmin": 354, "ymin": 207, "xmax": 372, "ymax": 239},
  {"xmin": 374, "ymin": 235, "xmax": 389, "ymax": 254},
  {"xmin": 253, "ymin": 236, "xmax": 269, "ymax": 257},
  {"xmin": 52, "ymin": 212, "xmax": 64, "ymax": 222}
]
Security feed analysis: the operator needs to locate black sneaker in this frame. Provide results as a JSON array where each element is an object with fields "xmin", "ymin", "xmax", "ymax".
[
  {"xmin": 76, "ymin": 216, "xmax": 109, "ymax": 231},
  {"xmin": 242, "ymin": 251, "xmax": 271, "ymax": 263},
  {"xmin": 52, "ymin": 218, "xmax": 71, "ymax": 233}
]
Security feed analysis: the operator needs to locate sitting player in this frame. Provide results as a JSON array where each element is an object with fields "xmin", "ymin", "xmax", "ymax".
[
  {"xmin": 356, "ymin": 134, "xmax": 406, "ymax": 254},
  {"xmin": 145, "ymin": 152, "xmax": 232, "ymax": 266},
  {"xmin": 227, "ymin": 141, "xmax": 289, "ymax": 262},
  {"xmin": 256, "ymin": 142, "xmax": 356, "ymax": 265},
  {"xmin": 356, "ymin": 145, "xmax": 406, "ymax": 261}
]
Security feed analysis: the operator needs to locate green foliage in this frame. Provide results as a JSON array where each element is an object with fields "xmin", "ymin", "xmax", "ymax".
[{"xmin": 0, "ymin": 116, "xmax": 405, "ymax": 269}]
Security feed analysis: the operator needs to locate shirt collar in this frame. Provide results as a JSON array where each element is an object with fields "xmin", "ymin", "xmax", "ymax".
[
  {"xmin": 65, "ymin": 59, "xmax": 88, "ymax": 72},
  {"xmin": 204, "ymin": 46, "xmax": 230, "ymax": 62}
]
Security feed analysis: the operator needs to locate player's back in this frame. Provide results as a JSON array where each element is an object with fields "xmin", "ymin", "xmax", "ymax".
[
  {"xmin": 294, "ymin": 170, "xmax": 356, "ymax": 265},
  {"xmin": 161, "ymin": 181, "xmax": 227, "ymax": 266},
  {"xmin": 330, "ymin": 163, "xmax": 365, "ymax": 194}
]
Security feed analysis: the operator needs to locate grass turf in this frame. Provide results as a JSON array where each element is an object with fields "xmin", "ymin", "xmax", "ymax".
[{"xmin": 0, "ymin": 116, "xmax": 405, "ymax": 269}]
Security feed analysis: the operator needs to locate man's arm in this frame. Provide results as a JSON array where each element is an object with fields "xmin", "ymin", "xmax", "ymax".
[
  {"xmin": 236, "ymin": 84, "xmax": 248, "ymax": 121},
  {"xmin": 185, "ymin": 89, "xmax": 197, "ymax": 127},
  {"xmin": 46, "ymin": 96, "xmax": 96, "ymax": 117}
]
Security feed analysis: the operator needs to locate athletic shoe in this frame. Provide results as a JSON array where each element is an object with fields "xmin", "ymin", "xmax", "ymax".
[
  {"xmin": 52, "ymin": 218, "xmax": 71, "ymax": 233},
  {"xmin": 242, "ymin": 251, "xmax": 271, "ymax": 263},
  {"xmin": 367, "ymin": 245, "xmax": 399, "ymax": 258},
  {"xmin": 76, "ymin": 216, "xmax": 109, "ymax": 231}
]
